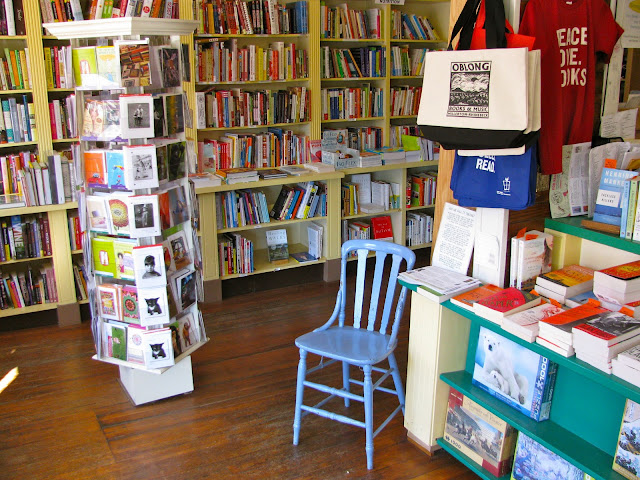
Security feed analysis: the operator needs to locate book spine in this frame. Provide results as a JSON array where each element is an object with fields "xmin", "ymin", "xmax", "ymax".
[{"xmin": 4, "ymin": 0, "xmax": 15, "ymax": 36}]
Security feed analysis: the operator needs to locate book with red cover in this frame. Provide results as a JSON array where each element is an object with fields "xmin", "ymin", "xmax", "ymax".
[
  {"xmin": 450, "ymin": 284, "xmax": 503, "ymax": 311},
  {"xmin": 370, "ymin": 215, "xmax": 393, "ymax": 242},
  {"xmin": 595, "ymin": 260, "xmax": 640, "ymax": 292},
  {"xmin": 537, "ymin": 300, "xmax": 609, "ymax": 345},
  {"xmin": 472, "ymin": 287, "xmax": 542, "ymax": 323}
]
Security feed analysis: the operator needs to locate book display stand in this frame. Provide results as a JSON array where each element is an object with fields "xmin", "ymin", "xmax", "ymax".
[{"xmin": 44, "ymin": 18, "xmax": 207, "ymax": 406}]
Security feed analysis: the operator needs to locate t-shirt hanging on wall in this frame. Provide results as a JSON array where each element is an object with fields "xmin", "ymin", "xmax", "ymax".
[{"xmin": 519, "ymin": 0, "xmax": 623, "ymax": 174}]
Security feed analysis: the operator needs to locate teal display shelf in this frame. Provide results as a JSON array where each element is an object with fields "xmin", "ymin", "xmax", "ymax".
[
  {"xmin": 445, "ymin": 301, "xmax": 640, "ymax": 406},
  {"xmin": 440, "ymin": 371, "xmax": 624, "ymax": 480},
  {"xmin": 545, "ymin": 216, "xmax": 640, "ymax": 256},
  {"xmin": 436, "ymin": 438, "xmax": 509, "ymax": 480}
]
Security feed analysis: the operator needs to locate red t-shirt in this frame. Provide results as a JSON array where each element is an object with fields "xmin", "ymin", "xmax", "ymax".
[{"xmin": 519, "ymin": 0, "xmax": 623, "ymax": 174}]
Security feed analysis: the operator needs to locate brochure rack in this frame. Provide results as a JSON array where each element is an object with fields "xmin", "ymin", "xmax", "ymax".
[{"xmin": 44, "ymin": 18, "xmax": 207, "ymax": 405}]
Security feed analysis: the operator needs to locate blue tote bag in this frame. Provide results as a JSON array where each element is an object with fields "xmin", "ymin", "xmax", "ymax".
[{"xmin": 450, "ymin": 143, "xmax": 537, "ymax": 210}]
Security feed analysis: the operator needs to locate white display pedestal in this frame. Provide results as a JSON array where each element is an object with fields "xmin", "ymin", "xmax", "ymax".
[{"xmin": 119, "ymin": 356, "xmax": 194, "ymax": 406}]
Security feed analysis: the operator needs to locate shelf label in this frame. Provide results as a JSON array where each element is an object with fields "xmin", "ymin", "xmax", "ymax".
[{"xmin": 374, "ymin": 0, "xmax": 405, "ymax": 4}]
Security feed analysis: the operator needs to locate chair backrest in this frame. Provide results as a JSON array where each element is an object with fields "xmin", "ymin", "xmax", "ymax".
[{"xmin": 338, "ymin": 240, "xmax": 416, "ymax": 349}]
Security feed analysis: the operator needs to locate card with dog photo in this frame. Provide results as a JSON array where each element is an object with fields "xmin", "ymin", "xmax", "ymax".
[
  {"xmin": 132, "ymin": 244, "xmax": 166, "ymax": 288},
  {"xmin": 472, "ymin": 326, "xmax": 558, "ymax": 422},
  {"xmin": 128, "ymin": 194, "xmax": 161, "ymax": 238},
  {"xmin": 119, "ymin": 94, "xmax": 154, "ymax": 139},
  {"xmin": 123, "ymin": 144, "xmax": 159, "ymax": 190},
  {"xmin": 167, "ymin": 230, "xmax": 191, "ymax": 271},
  {"xmin": 137, "ymin": 285, "xmax": 170, "ymax": 327}
]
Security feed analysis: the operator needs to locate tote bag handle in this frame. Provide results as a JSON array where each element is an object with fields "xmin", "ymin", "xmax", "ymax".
[{"xmin": 449, "ymin": 0, "xmax": 507, "ymax": 50}]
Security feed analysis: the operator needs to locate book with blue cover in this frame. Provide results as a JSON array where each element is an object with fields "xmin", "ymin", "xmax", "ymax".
[
  {"xmin": 472, "ymin": 326, "xmax": 558, "ymax": 421},
  {"xmin": 593, "ymin": 168, "xmax": 638, "ymax": 226}
]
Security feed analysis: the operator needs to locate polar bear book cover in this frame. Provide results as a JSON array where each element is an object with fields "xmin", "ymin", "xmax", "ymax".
[{"xmin": 472, "ymin": 326, "xmax": 558, "ymax": 421}]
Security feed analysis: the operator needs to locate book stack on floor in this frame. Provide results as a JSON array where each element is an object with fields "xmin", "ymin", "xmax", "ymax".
[
  {"xmin": 472, "ymin": 287, "xmax": 543, "ymax": 325},
  {"xmin": 533, "ymin": 264, "xmax": 594, "ymax": 304},
  {"xmin": 572, "ymin": 310, "xmax": 640, "ymax": 374},
  {"xmin": 593, "ymin": 260, "xmax": 640, "ymax": 307},
  {"xmin": 443, "ymin": 387, "xmax": 517, "ymax": 477},
  {"xmin": 612, "ymin": 345, "xmax": 640, "ymax": 387},
  {"xmin": 501, "ymin": 301, "xmax": 565, "ymax": 343},
  {"xmin": 472, "ymin": 326, "xmax": 557, "ymax": 422},
  {"xmin": 397, "ymin": 265, "xmax": 481, "ymax": 303},
  {"xmin": 536, "ymin": 301, "xmax": 609, "ymax": 357},
  {"xmin": 509, "ymin": 229, "xmax": 553, "ymax": 292}
]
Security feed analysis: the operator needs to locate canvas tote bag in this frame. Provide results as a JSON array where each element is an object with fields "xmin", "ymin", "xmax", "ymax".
[{"xmin": 417, "ymin": 0, "xmax": 540, "ymax": 151}]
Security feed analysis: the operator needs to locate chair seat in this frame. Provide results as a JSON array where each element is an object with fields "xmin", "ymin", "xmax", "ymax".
[{"xmin": 295, "ymin": 326, "xmax": 393, "ymax": 365}]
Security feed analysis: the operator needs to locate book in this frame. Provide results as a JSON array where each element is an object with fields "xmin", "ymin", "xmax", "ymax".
[
  {"xmin": 266, "ymin": 228, "xmax": 289, "ymax": 264},
  {"xmin": 618, "ymin": 344, "xmax": 640, "ymax": 370},
  {"xmin": 472, "ymin": 288, "xmax": 543, "ymax": 324},
  {"xmin": 450, "ymin": 284, "xmax": 503, "ymax": 311},
  {"xmin": 290, "ymin": 251, "xmax": 317, "ymax": 263},
  {"xmin": 535, "ymin": 264, "xmax": 594, "ymax": 298},
  {"xmin": 594, "ymin": 168, "xmax": 639, "ymax": 226},
  {"xmin": 612, "ymin": 357, "xmax": 640, "ymax": 388},
  {"xmin": 613, "ymin": 399, "xmax": 640, "ymax": 480},
  {"xmin": 514, "ymin": 230, "xmax": 554, "ymax": 292},
  {"xmin": 443, "ymin": 387, "xmax": 517, "ymax": 477},
  {"xmin": 472, "ymin": 326, "xmax": 557, "ymax": 421},
  {"xmin": 501, "ymin": 301, "xmax": 565, "ymax": 343},
  {"xmin": 594, "ymin": 260, "xmax": 640, "ymax": 293},
  {"xmin": 370, "ymin": 215, "xmax": 393, "ymax": 242},
  {"xmin": 573, "ymin": 310, "xmax": 640, "ymax": 349},
  {"xmin": 511, "ymin": 432, "xmax": 584, "ymax": 480},
  {"xmin": 537, "ymin": 300, "xmax": 609, "ymax": 346}
]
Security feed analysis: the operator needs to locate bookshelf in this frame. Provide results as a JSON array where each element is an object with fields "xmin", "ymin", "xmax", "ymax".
[
  {"xmin": 181, "ymin": 0, "xmax": 448, "ymax": 299},
  {"xmin": 44, "ymin": 17, "xmax": 208, "ymax": 405}
]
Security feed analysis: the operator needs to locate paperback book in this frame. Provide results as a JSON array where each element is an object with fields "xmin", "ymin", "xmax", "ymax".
[
  {"xmin": 535, "ymin": 264, "xmax": 594, "ymax": 298},
  {"xmin": 472, "ymin": 326, "xmax": 557, "ymax": 421},
  {"xmin": 501, "ymin": 301, "xmax": 565, "ymax": 343},
  {"xmin": 472, "ymin": 288, "xmax": 543, "ymax": 324},
  {"xmin": 450, "ymin": 284, "xmax": 503, "ymax": 312}
]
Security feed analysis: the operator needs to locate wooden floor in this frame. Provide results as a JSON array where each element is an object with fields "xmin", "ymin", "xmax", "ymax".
[{"xmin": 0, "ymin": 275, "xmax": 480, "ymax": 480}]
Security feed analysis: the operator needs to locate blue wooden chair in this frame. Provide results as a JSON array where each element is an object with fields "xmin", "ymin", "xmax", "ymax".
[{"xmin": 293, "ymin": 239, "xmax": 416, "ymax": 469}]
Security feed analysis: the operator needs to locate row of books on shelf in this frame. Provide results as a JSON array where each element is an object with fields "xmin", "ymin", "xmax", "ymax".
[
  {"xmin": 194, "ymin": 39, "xmax": 308, "ymax": 84},
  {"xmin": 321, "ymin": 85, "xmax": 384, "ymax": 121},
  {"xmin": 73, "ymin": 41, "xmax": 180, "ymax": 91},
  {"xmin": 40, "ymin": 0, "xmax": 180, "ymax": 23},
  {"xmin": 391, "ymin": 10, "xmax": 441, "ymax": 41},
  {"xmin": 389, "ymin": 86, "xmax": 422, "ymax": 117},
  {"xmin": 197, "ymin": 129, "xmax": 309, "ymax": 170},
  {"xmin": 0, "ymin": 264, "xmax": 58, "ymax": 309},
  {"xmin": 268, "ymin": 180, "xmax": 326, "ymax": 222},
  {"xmin": 0, "ymin": 96, "xmax": 34, "ymax": 145},
  {"xmin": 409, "ymin": 171, "xmax": 437, "ymax": 207},
  {"xmin": 44, "ymin": 45, "xmax": 73, "ymax": 90},
  {"xmin": 320, "ymin": 46, "xmax": 386, "ymax": 79},
  {"xmin": 195, "ymin": 86, "xmax": 309, "ymax": 129},
  {"xmin": 342, "ymin": 174, "xmax": 401, "ymax": 216},
  {"xmin": 2, "ymin": 151, "xmax": 77, "ymax": 208},
  {"xmin": 444, "ymin": 386, "xmax": 601, "ymax": 479},
  {"xmin": 219, "ymin": 232, "xmax": 254, "ymax": 275},
  {"xmin": 0, "ymin": 214, "xmax": 53, "ymax": 261},
  {"xmin": 82, "ymin": 94, "xmax": 185, "ymax": 142},
  {"xmin": 390, "ymin": 46, "xmax": 429, "ymax": 77},
  {"xmin": 195, "ymin": 0, "xmax": 308, "ymax": 35},
  {"xmin": 0, "ymin": 0, "xmax": 26, "ymax": 36},
  {"xmin": 49, "ymin": 95, "xmax": 78, "ymax": 141},
  {"xmin": 68, "ymin": 212, "xmax": 82, "ymax": 251},
  {"xmin": 406, "ymin": 212, "xmax": 432, "ymax": 247},
  {"xmin": 322, "ymin": 126, "xmax": 383, "ymax": 154},
  {"xmin": 99, "ymin": 308, "xmax": 202, "ymax": 370},
  {"xmin": 319, "ymin": 4, "xmax": 380, "ymax": 40},
  {"xmin": 1, "ymin": 47, "xmax": 31, "ymax": 91}
]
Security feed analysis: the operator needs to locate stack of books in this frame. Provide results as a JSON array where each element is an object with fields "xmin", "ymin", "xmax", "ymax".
[
  {"xmin": 501, "ymin": 301, "xmax": 565, "ymax": 343},
  {"xmin": 593, "ymin": 260, "xmax": 640, "ymax": 306},
  {"xmin": 358, "ymin": 151, "xmax": 383, "ymax": 167},
  {"xmin": 612, "ymin": 345, "xmax": 640, "ymax": 387},
  {"xmin": 533, "ymin": 264, "xmax": 594, "ymax": 304},
  {"xmin": 572, "ymin": 310, "xmax": 640, "ymax": 374},
  {"xmin": 365, "ymin": 146, "xmax": 406, "ymax": 165},
  {"xmin": 215, "ymin": 167, "xmax": 259, "ymax": 184},
  {"xmin": 397, "ymin": 265, "xmax": 481, "ymax": 303},
  {"xmin": 450, "ymin": 284, "xmax": 503, "ymax": 311},
  {"xmin": 472, "ymin": 287, "xmax": 542, "ymax": 325},
  {"xmin": 536, "ymin": 301, "xmax": 609, "ymax": 357},
  {"xmin": 509, "ymin": 230, "xmax": 553, "ymax": 292}
]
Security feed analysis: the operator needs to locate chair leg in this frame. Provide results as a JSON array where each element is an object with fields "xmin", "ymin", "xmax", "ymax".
[
  {"xmin": 363, "ymin": 364, "xmax": 374, "ymax": 470},
  {"xmin": 388, "ymin": 353, "xmax": 406, "ymax": 415},
  {"xmin": 293, "ymin": 348, "xmax": 307, "ymax": 446},
  {"xmin": 342, "ymin": 361, "xmax": 350, "ymax": 407}
]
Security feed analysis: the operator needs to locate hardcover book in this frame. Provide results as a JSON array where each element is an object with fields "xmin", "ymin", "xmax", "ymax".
[
  {"xmin": 613, "ymin": 399, "xmax": 640, "ymax": 480},
  {"xmin": 472, "ymin": 326, "xmax": 557, "ymax": 422},
  {"xmin": 370, "ymin": 215, "xmax": 393, "ymax": 242},
  {"xmin": 473, "ymin": 288, "xmax": 543, "ymax": 324},
  {"xmin": 444, "ymin": 387, "xmax": 517, "ymax": 477},
  {"xmin": 511, "ymin": 432, "xmax": 584, "ymax": 480}
]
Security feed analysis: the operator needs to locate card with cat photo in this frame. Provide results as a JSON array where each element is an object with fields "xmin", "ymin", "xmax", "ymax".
[
  {"xmin": 167, "ymin": 230, "xmax": 191, "ymax": 270},
  {"xmin": 128, "ymin": 194, "xmax": 161, "ymax": 238},
  {"xmin": 123, "ymin": 144, "xmax": 159, "ymax": 190},
  {"xmin": 137, "ymin": 285, "xmax": 170, "ymax": 327},
  {"xmin": 119, "ymin": 94, "xmax": 154, "ymax": 139},
  {"xmin": 177, "ymin": 311, "xmax": 200, "ymax": 352},
  {"xmin": 142, "ymin": 327, "xmax": 174, "ymax": 369},
  {"xmin": 132, "ymin": 244, "xmax": 166, "ymax": 288},
  {"xmin": 168, "ymin": 185, "xmax": 190, "ymax": 226}
]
